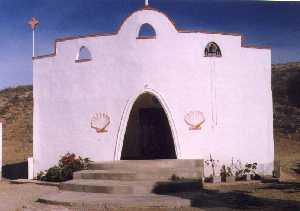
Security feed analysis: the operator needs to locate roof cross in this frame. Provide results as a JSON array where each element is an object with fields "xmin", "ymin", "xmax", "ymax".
[
  {"xmin": 28, "ymin": 17, "xmax": 39, "ymax": 57},
  {"xmin": 28, "ymin": 17, "xmax": 39, "ymax": 30}
]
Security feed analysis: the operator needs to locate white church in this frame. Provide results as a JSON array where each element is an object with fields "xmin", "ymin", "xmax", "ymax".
[{"xmin": 32, "ymin": 5, "xmax": 274, "ymax": 176}]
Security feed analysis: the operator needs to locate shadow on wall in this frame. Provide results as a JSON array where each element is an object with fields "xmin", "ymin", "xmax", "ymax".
[{"xmin": 2, "ymin": 161, "xmax": 28, "ymax": 179}]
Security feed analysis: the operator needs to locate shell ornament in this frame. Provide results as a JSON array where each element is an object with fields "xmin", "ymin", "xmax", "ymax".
[
  {"xmin": 91, "ymin": 113, "xmax": 110, "ymax": 133},
  {"xmin": 184, "ymin": 111, "xmax": 205, "ymax": 130}
]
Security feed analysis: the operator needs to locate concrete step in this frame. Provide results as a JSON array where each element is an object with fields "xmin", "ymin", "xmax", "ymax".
[
  {"xmin": 60, "ymin": 179, "xmax": 136, "ymax": 194},
  {"xmin": 38, "ymin": 191, "xmax": 191, "ymax": 208},
  {"xmin": 89, "ymin": 159, "xmax": 203, "ymax": 171},
  {"xmin": 39, "ymin": 160, "xmax": 204, "ymax": 207},
  {"xmin": 73, "ymin": 170, "xmax": 137, "ymax": 181},
  {"xmin": 88, "ymin": 159, "xmax": 204, "ymax": 180},
  {"xmin": 74, "ymin": 169, "xmax": 201, "ymax": 181},
  {"xmin": 59, "ymin": 179, "xmax": 202, "ymax": 194}
]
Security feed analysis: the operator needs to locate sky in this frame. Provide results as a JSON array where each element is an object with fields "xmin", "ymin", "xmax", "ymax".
[{"xmin": 0, "ymin": 0, "xmax": 300, "ymax": 89}]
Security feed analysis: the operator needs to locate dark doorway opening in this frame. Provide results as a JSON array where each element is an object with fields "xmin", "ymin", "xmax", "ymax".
[
  {"xmin": 121, "ymin": 93, "xmax": 176, "ymax": 160},
  {"xmin": 2, "ymin": 161, "xmax": 28, "ymax": 179}
]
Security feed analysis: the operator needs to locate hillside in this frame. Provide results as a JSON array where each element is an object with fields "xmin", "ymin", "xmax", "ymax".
[
  {"xmin": 272, "ymin": 62, "xmax": 300, "ymax": 180},
  {"xmin": 272, "ymin": 62, "xmax": 300, "ymax": 135},
  {"xmin": 0, "ymin": 62, "xmax": 299, "ymax": 178},
  {"xmin": 0, "ymin": 85, "xmax": 32, "ymax": 166}
]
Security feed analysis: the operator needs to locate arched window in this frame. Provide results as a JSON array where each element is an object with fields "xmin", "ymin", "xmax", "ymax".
[
  {"xmin": 204, "ymin": 42, "xmax": 222, "ymax": 57},
  {"xmin": 137, "ymin": 23, "xmax": 156, "ymax": 39},
  {"xmin": 76, "ymin": 46, "xmax": 92, "ymax": 63}
]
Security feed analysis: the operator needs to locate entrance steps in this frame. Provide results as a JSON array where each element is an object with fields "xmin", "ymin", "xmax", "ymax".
[
  {"xmin": 76, "ymin": 159, "xmax": 204, "ymax": 181},
  {"xmin": 39, "ymin": 159, "xmax": 204, "ymax": 207},
  {"xmin": 60, "ymin": 179, "xmax": 202, "ymax": 194},
  {"xmin": 62, "ymin": 159, "xmax": 204, "ymax": 194},
  {"xmin": 88, "ymin": 159, "xmax": 203, "ymax": 171},
  {"xmin": 73, "ymin": 170, "xmax": 136, "ymax": 181}
]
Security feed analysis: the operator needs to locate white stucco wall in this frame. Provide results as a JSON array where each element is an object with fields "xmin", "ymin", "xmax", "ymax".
[{"xmin": 33, "ymin": 8, "xmax": 274, "ymax": 176}]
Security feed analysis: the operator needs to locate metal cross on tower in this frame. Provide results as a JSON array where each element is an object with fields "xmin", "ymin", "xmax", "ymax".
[{"xmin": 28, "ymin": 17, "xmax": 39, "ymax": 57}]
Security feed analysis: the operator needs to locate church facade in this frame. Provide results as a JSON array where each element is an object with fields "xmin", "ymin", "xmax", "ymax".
[{"xmin": 33, "ymin": 7, "xmax": 274, "ymax": 176}]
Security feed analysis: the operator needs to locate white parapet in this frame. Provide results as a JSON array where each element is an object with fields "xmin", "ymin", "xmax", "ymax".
[{"xmin": 28, "ymin": 157, "xmax": 34, "ymax": 180}]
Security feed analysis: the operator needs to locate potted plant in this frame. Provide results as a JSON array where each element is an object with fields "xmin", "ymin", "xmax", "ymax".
[
  {"xmin": 244, "ymin": 162, "xmax": 258, "ymax": 181},
  {"xmin": 231, "ymin": 159, "xmax": 261, "ymax": 181},
  {"xmin": 205, "ymin": 154, "xmax": 221, "ymax": 183},
  {"xmin": 220, "ymin": 165, "xmax": 235, "ymax": 183}
]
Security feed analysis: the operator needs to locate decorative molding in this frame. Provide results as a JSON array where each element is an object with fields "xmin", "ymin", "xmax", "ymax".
[
  {"xmin": 184, "ymin": 111, "xmax": 205, "ymax": 130},
  {"xmin": 91, "ymin": 113, "xmax": 110, "ymax": 133}
]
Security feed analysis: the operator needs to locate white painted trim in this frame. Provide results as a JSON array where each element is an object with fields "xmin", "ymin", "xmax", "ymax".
[
  {"xmin": 28, "ymin": 157, "xmax": 34, "ymax": 180},
  {"xmin": 114, "ymin": 87, "xmax": 181, "ymax": 160}
]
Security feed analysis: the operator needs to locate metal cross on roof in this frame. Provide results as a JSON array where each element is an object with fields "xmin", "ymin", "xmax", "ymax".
[{"xmin": 28, "ymin": 17, "xmax": 39, "ymax": 30}]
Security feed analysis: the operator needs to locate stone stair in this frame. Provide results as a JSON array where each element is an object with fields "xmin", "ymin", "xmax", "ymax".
[
  {"xmin": 73, "ymin": 170, "xmax": 136, "ymax": 181},
  {"xmin": 60, "ymin": 159, "xmax": 204, "ymax": 194},
  {"xmin": 39, "ymin": 159, "xmax": 204, "ymax": 207}
]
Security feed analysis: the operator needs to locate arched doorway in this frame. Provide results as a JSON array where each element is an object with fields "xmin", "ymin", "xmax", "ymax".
[{"xmin": 121, "ymin": 93, "xmax": 176, "ymax": 160}]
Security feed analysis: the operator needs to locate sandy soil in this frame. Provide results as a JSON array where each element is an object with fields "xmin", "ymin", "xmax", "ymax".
[
  {"xmin": 0, "ymin": 180, "xmax": 65, "ymax": 211},
  {"xmin": 0, "ymin": 180, "xmax": 300, "ymax": 211}
]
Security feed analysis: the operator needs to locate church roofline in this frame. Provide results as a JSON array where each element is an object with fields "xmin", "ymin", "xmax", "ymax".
[{"xmin": 33, "ymin": 6, "xmax": 271, "ymax": 60}]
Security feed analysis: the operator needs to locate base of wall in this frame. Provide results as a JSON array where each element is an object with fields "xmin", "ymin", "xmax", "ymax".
[{"xmin": 204, "ymin": 161, "xmax": 274, "ymax": 177}]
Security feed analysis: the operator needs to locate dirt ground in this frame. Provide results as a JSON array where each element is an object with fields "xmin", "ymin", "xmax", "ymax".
[
  {"xmin": 0, "ymin": 180, "xmax": 66, "ymax": 211},
  {"xmin": 0, "ymin": 180, "xmax": 299, "ymax": 211}
]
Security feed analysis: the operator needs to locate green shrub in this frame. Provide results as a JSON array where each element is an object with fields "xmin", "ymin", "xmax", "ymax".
[
  {"xmin": 36, "ymin": 171, "xmax": 45, "ymax": 181},
  {"xmin": 36, "ymin": 153, "xmax": 92, "ymax": 182},
  {"xmin": 44, "ymin": 166, "xmax": 62, "ymax": 182}
]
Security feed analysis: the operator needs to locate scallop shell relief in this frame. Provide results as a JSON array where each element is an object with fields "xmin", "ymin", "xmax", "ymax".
[
  {"xmin": 91, "ymin": 113, "xmax": 110, "ymax": 133},
  {"xmin": 184, "ymin": 111, "xmax": 205, "ymax": 130}
]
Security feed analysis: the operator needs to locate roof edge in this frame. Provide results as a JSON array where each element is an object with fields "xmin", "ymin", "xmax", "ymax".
[{"xmin": 33, "ymin": 6, "xmax": 271, "ymax": 60}]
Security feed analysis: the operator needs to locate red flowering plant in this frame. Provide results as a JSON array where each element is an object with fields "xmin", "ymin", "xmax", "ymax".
[{"xmin": 37, "ymin": 153, "xmax": 92, "ymax": 182}]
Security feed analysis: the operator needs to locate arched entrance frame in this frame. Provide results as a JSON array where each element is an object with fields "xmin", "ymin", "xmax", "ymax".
[{"xmin": 114, "ymin": 88, "xmax": 181, "ymax": 160}]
